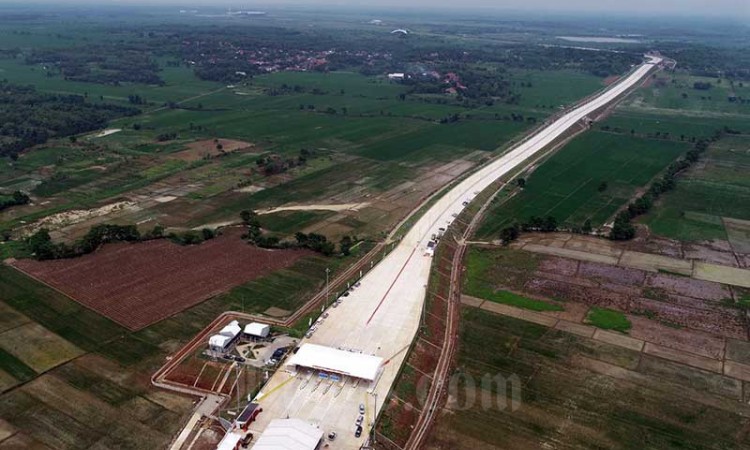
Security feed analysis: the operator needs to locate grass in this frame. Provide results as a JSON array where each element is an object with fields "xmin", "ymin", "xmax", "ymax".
[
  {"xmin": 463, "ymin": 247, "xmax": 561, "ymax": 311},
  {"xmin": 0, "ymin": 348, "xmax": 37, "ymax": 383},
  {"xmin": 586, "ymin": 307, "xmax": 632, "ymax": 333},
  {"xmin": 624, "ymin": 73, "xmax": 750, "ymax": 116},
  {"xmin": 601, "ymin": 110, "xmax": 750, "ymax": 140},
  {"xmin": 0, "ymin": 266, "xmax": 125, "ymax": 353},
  {"xmin": 641, "ymin": 135, "xmax": 750, "ymax": 241},
  {"xmin": 421, "ymin": 308, "xmax": 749, "ymax": 449},
  {"xmin": 476, "ymin": 130, "xmax": 688, "ymax": 239}
]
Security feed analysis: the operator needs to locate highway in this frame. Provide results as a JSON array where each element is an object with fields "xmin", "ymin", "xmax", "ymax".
[{"xmin": 246, "ymin": 55, "xmax": 661, "ymax": 449}]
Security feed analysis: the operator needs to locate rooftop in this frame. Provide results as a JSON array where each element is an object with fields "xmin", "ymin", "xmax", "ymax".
[
  {"xmin": 252, "ymin": 418, "xmax": 323, "ymax": 450},
  {"xmin": 286, "ymin": 343, "xmax": 383, "ymax": 381}
]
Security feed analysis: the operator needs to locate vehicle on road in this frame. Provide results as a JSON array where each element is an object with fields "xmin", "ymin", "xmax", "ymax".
[
  {"xmin": 328, "ymin": 431, "xmax": 336, "ymax": 441},
  {"xmin": 359, "ymin": 403, "xmax": 365, "ymax": 414},
  {"xmin": 356, "ymin": 415, "xmax": 364, "ymax": 424},
  {"xmin": 355, "ymin": 425, "xmax": 363, "ymax": 437}
]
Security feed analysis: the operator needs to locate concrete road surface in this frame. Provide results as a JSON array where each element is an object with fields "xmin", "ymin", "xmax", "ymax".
[{"xmin": 245, "ymin": 56, "xmax": 661, "ymax": 449}]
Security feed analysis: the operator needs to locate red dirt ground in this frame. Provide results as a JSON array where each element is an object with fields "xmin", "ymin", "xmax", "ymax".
[{"xmin": 11, "ymin": 228, "xmax": 309, "ymax": 330}]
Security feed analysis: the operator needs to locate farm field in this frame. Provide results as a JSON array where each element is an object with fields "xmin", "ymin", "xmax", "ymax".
[
  {"xmin": 5, "ymin": 7, "xmax": 746, "ymax": 449},
  {"xmin": 0, "ymin": 265, "xmax": 195, "ymax": 449},
  {"xmin": 461, "ymin": 242, "xmax": 749, "ymax": 341},
  {"xmin": 475, "ymin": 130, "xmax": 688, "ymax": 239},
  {"xmin": 621, "ymin": 72, "xmax": 750, "ymax": 116},
  {"xmin": 641, "ymin": 135, "xmax": 750, "ymax": 244},
  {"xmin": 424, "ymin": 307, "xmax": 750, "ymax": 450},
  {"xmin": 601, "ymin": 110, "xmax": 750, "ymax": 140},
  {"xmin": 420, "ymin": 240, "xmax": 750, "ymax": 449},
  {"xmin": 10, "ymin": 228, "xmax": 310, "ymax": 330},
  {"xmin": 0, "ymin": 66, "xmax": 608, "ymax": 254}
]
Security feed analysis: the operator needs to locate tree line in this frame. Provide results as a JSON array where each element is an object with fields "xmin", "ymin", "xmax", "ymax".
[
  {"xmin": 497, "ymin": 135, "xmax": 717, "ymax": 244},
  {"xmin": 0, "ymin": 81, "xmax": 139, "ymax": 160},
  {"xmin": 0, "ymin": 191, "xmax": 30, "ymax": 212},
  {"xmin": 25, "ymin": 223, "xmax": 217, "ymax": 260},
  {"xmin": 609, "ymin": 137, "xmax": 714, "ymax": 241},
  {"xmin": 240, "ymin": 210, "xmax": 357, "ymax": 257}
]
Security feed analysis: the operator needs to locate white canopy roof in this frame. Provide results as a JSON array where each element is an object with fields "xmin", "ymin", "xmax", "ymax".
[
  {"xmin": 216, "ymin": 431, "xmax": 242, "ymax": 450},
  {"xmin": 286, "ymin": 344, "xmax": 383, "ymax": 381},
  {"xmin": 209, "ymin": 334, "xmax": 232, "ymax": 349},
  {"xmin": 244, "ymin": 322, "xmax": 270, "ymax": 337},
  {"xmin": 252, "ymin": 418, "xmax": 322, "ymax": 450},
  {"xmin": 220, "ymin": 320, "xmax": 241, "ymax": 338}
]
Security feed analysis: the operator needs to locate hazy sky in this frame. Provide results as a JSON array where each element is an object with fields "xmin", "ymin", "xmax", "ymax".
[
  {"xmin": 12, "ymin": 0, "xmax": 750, "ymax": 19},
  {"xmin": 275, "ymin": 0, "xmax": 748, "ymax": 17}
]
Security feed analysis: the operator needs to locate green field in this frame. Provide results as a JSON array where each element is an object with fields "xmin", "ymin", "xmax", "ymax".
[
  {"xmin": 476, "ymin": 131, "xmax": 688, "ymax": 239},
  {"xmin": 601, "ymin": 110, "xmax": 750, "ymax": 140},
  {"xmin": 1, "ymin": 63, "xmax": 611, "ymax": 246},
  {"xmin": 463, "ymin": 246, "xmax": 562, "ymax": 311},
  {"xmin": 586, "ymin": 307, "xmax": 632, "ymax": 332},
  {"xmin": 624, "ymin": 73, "xmax": 750, "ymax": 116},
  {"xmin": 0, "ymin": 265, "xmax": 195, "ymax": 448},
  {"xmin": 641, "ymin": 135, "xmax": 750, "ymax": 241},
  {"xmin": 426, "ymin": 307, "xmax": 750, "ymax": 449}
]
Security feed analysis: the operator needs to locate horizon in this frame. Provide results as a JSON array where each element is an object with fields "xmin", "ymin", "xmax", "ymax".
[{"xmin": 2, "ymin": 0, "xmax": 749, "ymax": 21}]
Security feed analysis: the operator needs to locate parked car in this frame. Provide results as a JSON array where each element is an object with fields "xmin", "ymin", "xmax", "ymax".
[
  {"xmin": 359, "ymin": 403, "xmax": 365, "ymax": 414},
  {"xmin": 356, "ymin": 415, "xmax": 364, "ymax": 424},
  {"xmin": 355, "ymin": 425, "xmax": 363, "ymax": 437},
  {"xmin": 328, "ymin": 431, "xmax": 337, "ymax": 441}
]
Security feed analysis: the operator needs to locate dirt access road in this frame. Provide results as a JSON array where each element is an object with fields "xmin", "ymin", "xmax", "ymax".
[{"xmin": 242, "ymin": 56, "xmax": 664, "ymax": 449}]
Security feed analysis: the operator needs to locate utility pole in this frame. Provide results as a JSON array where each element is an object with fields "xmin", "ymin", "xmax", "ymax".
[
  {"xmin": 235, "ymin": 363, "xmax": 241, "ymax": 413},
  {"xmin": 370, "ymin": 391, "xmax": 378, "ymax": 444},
  {"xmin": 325, "ymin": 267, "xmax": 330, "ymax": 308}
]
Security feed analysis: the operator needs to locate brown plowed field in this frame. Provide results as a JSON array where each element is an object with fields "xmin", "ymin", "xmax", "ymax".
[{"xmin": 11, "ymin": 228, "xmax": 308, "ymax": 330}]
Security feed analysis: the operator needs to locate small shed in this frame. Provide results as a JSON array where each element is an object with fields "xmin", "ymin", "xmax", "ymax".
[{"xmin": 244, "ymin": 322, "xmax": 270, "ymax": 339}]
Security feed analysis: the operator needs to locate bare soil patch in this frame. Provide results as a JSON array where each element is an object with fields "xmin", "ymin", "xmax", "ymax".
[
  {"xmin": 11, "ymin": 228, "xmax": 309, "ymax": 330},
  {"xmin": 170, "ymin": 139, "xmax": 255, "ymax": 162}
]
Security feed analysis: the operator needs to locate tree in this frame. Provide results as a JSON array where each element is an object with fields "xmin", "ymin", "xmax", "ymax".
[
  {"xmin": 240, "ymin": 210, "xmax": 260, "ymax": 227},
  {"xmin": 27, "ymin": 228, "xmax": 57, "ymax": 260},
  {"xmin": 597, "ymin": 181, "xmax": 608, "ymax": 192},
  {"xmin": 201, "ymin": 228, "xmax": 215, "ymax": 240},
  {"xmin": 150, "ymin": 224, "xmax": 165, "ymax": 238},
  {"xmin": 609, "ymin": 212, "xmax": 636, "ymax": 241},
  {"xmin": 500, "ymin": 223, "xmax": 520, "ymax": 245},
  {"xmin": 541, "ymin": 216, "xmax": 558, "ymax": 232},
  {"xmin": 516, "ymin": 178, "xmax": 526, "ymax": 188},
  {"xmin": 339, "ymin": 235, "xmax": 354, "ymax": 256},
  {"xmin": 582, "ymin": 219, "xmax": 592, "ymax": 234}
]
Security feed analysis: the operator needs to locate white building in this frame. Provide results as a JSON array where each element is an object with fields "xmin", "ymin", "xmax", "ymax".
[
  {"xmin": 208, "ymin": 334, "xmax": 233, "ymax": 352},
  {"xmin": 244, "ymin": 322, "xmax": 270, "ymax": 339},
  {"xmin": 286, "ymin": 344, "xmax": 383, "ymax": 382},
  {"xmin": 387, "ymin": 73, "xmax": 405, "ymax": 81},
  {"xmin": 220, "ymin": 320, "xmax": 242, "ymax": 339},
  {"xmin": 252, "ymin": 418, "xmax": 323, "ymax": 450},
  {"xmin": 209, "ymin": 320, "xmax": 242, "ymax": 353}
]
